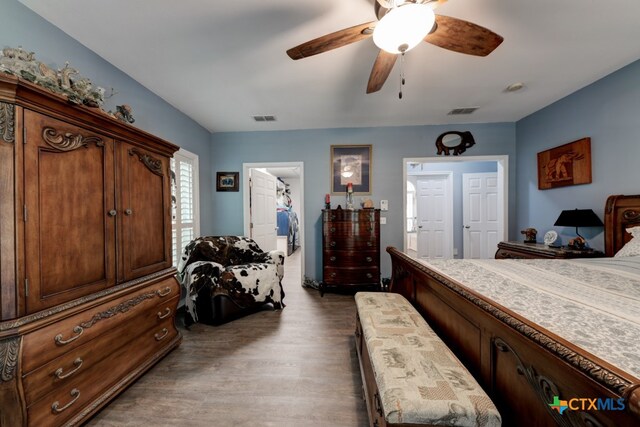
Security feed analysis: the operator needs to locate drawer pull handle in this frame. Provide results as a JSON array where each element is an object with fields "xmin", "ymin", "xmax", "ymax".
[
  {"xmin": 125, "ymin": 208, "xmax": 133, "ymax": 216},
  {"xmin": 330, "ymin": 241, "xmax": 336, "ymax": 247},
  {"xmin": 51, "ymin": 389, "xmax": 80, "ymax": 414},
  {"xmin": 367, "ymin": 241, "xmax": 373, "ymax": 247},
  {"xmin": 107, "ymin": 209, "xmax": 117, "ymax": 217},
  {"xmin": 329, "ymin": 256, "xmax": 336, "ymax": 262},
  {"xmin": 366, "ymin": 257, "xmax": 372, "ymax": 262},
  {"xmin": 157, "ymin": 287, "xmax": 172, "ymax": 297},
  {"xmin": 155, "ymin": 328, "xmax": 169, "ymax": 341},
  {"xmin": 330, "ymin": 227, "xmax": 336, "ymax": 232},
  {"xmin": 330, "ymin": 272, "xmax": 337, "ymax": 278},
  {"xmin": 366, "ymin": 273, "xmax": 373, "ymax": 279},
  {"xmin": 54, "ymin": 358, "xmax": 83, "ymax": 380},
  {"xmin": 54, "ymin": 326, "xmax": 84, "ymax": 346},
  {"xmin": 157, "ymin": 307, "xmax": 172, "ymax": 320}
]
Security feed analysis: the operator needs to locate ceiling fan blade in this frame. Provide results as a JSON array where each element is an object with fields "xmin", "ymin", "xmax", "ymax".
[
  {"xmin": 425, "ymin": 15, "xmax": 503, "ymax": 57},
  {"xmin": 287, "ymin": 22, "xmax": 376, "ymax": 60},
  {"xmin": 366, "ymin": 50, "xmax": 398, "ymax": 94}
]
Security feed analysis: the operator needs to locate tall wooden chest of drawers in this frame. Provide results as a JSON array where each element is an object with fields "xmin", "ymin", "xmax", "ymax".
[{"xmin": 322, "ymin": 209, "xmax": 380, "ymax": 293}]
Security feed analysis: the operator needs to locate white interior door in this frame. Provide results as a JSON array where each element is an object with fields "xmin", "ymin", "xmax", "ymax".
[
  {"xmin": 463, "ymin": 172, "xmax": 502, "ymax": 259},
  {"xmin": 250, "ymin": 169, "xmax": 277, "ymax": 251},
  {"xmin": 416, "ymin": 173, "xmax": 453, "ymax": 260}
]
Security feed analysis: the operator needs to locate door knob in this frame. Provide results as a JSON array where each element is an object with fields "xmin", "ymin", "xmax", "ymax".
[
  {"xmin": 125, "ymin": 209, "xmax": 133, "ymax": 216},
  {"xmin": 464, "ymin": 225, "xmax": 470, "ymax": 229},
  {"xmin": 107, "ymin": 210, "xmax": 117, "ymax": 217}
]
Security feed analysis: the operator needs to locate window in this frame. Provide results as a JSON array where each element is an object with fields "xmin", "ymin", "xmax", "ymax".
[{"xmin": 171, "ymin": 148, "xmax": 200, "ymax": 267}]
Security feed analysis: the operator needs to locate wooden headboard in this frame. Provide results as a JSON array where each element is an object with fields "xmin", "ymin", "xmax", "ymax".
[{"xmin": 604, "ymin": 194, "xmax": 640, "ymax": 256}]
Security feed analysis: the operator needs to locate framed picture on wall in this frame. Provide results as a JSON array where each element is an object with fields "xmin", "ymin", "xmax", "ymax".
[
  {"xmin": 537, "ymin": 137, "xmax": 591, "ymax": 190},
  {"xmin": 216, "ymin": 171, "xmax": 239, "ymax": 192},
  {"xmin": 331, "ymin": 145, "xmax": 372, "ymax": 195}
]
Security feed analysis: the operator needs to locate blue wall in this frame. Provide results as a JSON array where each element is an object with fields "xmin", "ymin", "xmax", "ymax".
[
  {"xmin": 516, "ymin": 59, "xmax": 640, "ymax": 250},
  {"xmin": 1, "ymin": 0, "xmax": 215, "ymax": 234},
  {"xmin": 212, "ymin": 123, "xmax": 516, "ymax": 280}
]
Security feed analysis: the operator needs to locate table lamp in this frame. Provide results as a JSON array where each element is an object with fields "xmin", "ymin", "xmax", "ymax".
[{"xmin": 554, "ymin": 209, "xmax": 603, "ymax": 248}]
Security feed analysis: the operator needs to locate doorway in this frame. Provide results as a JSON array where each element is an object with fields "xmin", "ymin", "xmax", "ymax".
[
  {"xmin": 404, "ymin": 155, "xmax": 508, "ymax": 259},
  {"xmin": 243, "ymin": 162, "xmax": 305, "ymax": 284}
]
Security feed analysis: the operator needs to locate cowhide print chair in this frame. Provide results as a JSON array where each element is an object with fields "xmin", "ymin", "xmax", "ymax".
[{"xmin": 178, "ymin": 236, "xmax": 285, "ymax": 325}]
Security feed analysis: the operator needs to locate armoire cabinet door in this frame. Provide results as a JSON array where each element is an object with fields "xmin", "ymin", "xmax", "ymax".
[
  {"xmin": 23, "ymin": 111, "xmax": 116, "ymax": 314},
  {"xmin": 118, "ymin": 141, "xmax": 172, "ymax": 281}
]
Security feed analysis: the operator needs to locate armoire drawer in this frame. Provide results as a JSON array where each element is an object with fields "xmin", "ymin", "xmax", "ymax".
[
  {"xmin": 23, "ymin": 294, "xmax": 179, "ymax": 406},
  {"xmin": 22, "ymin": 277, "xmax": 179, "ymax": 373},
  {"xmin": 27, "ymin": 316, "xmax": 179, "ymax": 427}
]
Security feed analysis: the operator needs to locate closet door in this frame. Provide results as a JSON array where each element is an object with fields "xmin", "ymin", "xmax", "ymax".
[
  {"xmin": 23, "ymin": 110, "xmax": 116, "ymax": 314},
  {"xmin": 118, "ymin": 141, "xmax": 172, "ymax": 281}
]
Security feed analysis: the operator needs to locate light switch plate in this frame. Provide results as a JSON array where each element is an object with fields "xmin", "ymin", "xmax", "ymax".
[
  {"xmin": 380, "ymin": 200, "xmax": 388, "ymax": 211},
  {"xmin": 380, "ymin": 217, "xmax": 387, "ymax": 225}
]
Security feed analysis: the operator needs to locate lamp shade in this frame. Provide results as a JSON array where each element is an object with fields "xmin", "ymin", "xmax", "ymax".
[
  {"xmin": 373, "ymin": 4, "xmax": 435, "ymax": 54},
  {"xmin": 554, "ymin": 209, "xmax": 603, "ymax": 227}
]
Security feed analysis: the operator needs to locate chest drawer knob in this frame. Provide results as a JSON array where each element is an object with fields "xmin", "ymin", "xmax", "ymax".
[
  {"xmin": 330, "ymin": 272, "xmax": 337, "ymax": 278},
  {"xmin": 366, "ymin": 257, "xmax": 372, "ymax": 262},
  {"xmin": 330, "ymin": 227, "xmax": 336, "ymax": 232},
  {"xmin": 51, "ymin": 388, "xmax": 80, "ymax": 414},
  {"xmin": 154, "ymin": 328, "xmax": 169, "ymax": 341},
  {"xmin": 366, "ymin": 273, "xmax": 373, "ymax": 279},
  {"xmin": 330, "ymin": 241, "xmax": 336, "ymax": 247},
  {"xmin": 157, "ymin": 307, "xmax": 172, "ymax": 320},
  {"xmin": 54, "ymin": 358, "xmax": 83, "ymax": 380},
  {"xmin": 156, "ymin": 287, "xmax": 172, "ymax": 297},
  {"xmin": 54, "ymin": 326, "xmax": 84, "ymax": 346},
  {"xmin": 367, "ymin": 241, "xmax": 373, "ymax": 247},
  {"xmin": 329, "ymin": 256, "xmax": 337, "ymax": 262}
]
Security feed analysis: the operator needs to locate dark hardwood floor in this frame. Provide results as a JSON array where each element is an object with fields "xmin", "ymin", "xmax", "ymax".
[{"xmin": 86, "ymin": 249, "xmax": 369, "ymax": 426}]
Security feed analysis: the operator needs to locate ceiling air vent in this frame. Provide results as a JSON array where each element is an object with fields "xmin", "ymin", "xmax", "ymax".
[
  {"xmin": 447, "ymin": 107, "xmax": 479, "ymax": 115},
  {"xmin": 252, "ymin": 115, "xmax": 277, "ymax": 122}
]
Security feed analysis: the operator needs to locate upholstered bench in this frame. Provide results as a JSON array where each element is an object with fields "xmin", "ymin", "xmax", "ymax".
[{"xmin": 355, "ymin": 292, "xmax": 501, "ymax": 427}]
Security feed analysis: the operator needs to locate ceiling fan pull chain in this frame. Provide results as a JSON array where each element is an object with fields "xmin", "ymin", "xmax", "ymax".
[{"xmin": 399, "ymin": 53, "xmax": 406, "ymax": 99}]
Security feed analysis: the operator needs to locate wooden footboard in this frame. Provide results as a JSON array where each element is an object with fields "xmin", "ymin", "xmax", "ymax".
[{"xmin": 387, "ymin": 247, "xmax": 640, "ymax": 427}]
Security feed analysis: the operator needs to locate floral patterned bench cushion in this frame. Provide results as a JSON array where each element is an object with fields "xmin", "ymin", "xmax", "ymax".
[{"xmin": 355, "ymin": 292, "xmax": 501, "ymax": 427}]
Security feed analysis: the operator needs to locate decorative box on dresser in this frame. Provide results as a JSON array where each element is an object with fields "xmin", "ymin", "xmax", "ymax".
[
  {"xmin": 0, "ymin": 74, "xmax": 182, "ymax": 426},
  {"xmin": 321, "ymin": 209, "xmax": 380, "ymax": 294},
  {"xmin": 495, "ymin": 241, "xmax": 605, "ymax": 259}
]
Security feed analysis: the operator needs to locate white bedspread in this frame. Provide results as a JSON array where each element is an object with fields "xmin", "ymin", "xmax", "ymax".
[{"xmin": 415, "ymin": 256, "xmax": 640, "ymax": 379}]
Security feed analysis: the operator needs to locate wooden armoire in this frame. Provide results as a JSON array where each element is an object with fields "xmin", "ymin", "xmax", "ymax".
[{"xmin": 0, "ymin": 74, "xmax": 182, "ymax": 426}]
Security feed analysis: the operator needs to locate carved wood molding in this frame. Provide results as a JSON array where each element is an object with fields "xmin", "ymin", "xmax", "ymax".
[
  {"xmin": 0, "ymin": 337, "xmax": 20, "ymax": 382},
  {"xmin": 128, "ymin": 147, "xmax": 164, "ymax": 176},
  {"xmin": 387, "ymin": 248, "xmax": 634, "ymax": 396},
  {"xmin": 493, "ymin": 338, "xmax": 604, "ymax": 427},
  {"xmin": 623, "ymin": 209, "xmax": 640, "ymax": 223},
  {"xmin": 0, "ymin": 102, "xmax": 15, "ymax": 143},
  {"xmin": 0, "ymin": 268, "xmax": 176, "ymax": 332},
  {"xmin": 42, "ymin": 127, "xmax": 104, "ymax": 151},
  {"xmin": 79, "ymin": 292, "xmax": 158, "ymax": 330}
]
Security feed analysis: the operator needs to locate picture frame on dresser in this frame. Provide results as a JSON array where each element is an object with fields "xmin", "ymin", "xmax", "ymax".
[{"xmin": 331, "ymin": 144, "xmax": 371, "ymax": 195}]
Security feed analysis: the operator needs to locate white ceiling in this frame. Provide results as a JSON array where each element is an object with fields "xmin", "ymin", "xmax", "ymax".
[{"xmin": 19, "ymin": 0, "xmax": 640, "ymax": 133}]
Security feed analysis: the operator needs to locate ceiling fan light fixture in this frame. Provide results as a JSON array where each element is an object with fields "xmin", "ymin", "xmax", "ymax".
[{"xmin": 373, "ymin": 3, "xmax": 435, "ymax": 54}]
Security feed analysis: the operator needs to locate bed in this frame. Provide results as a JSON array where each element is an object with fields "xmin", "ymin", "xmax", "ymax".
[{"xmin": 387, "ymin": 194, "xmax": 640, "ymax": 427}]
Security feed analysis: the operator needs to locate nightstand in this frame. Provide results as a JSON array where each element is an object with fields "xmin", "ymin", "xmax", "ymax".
[{"xmin": 495, "ymin": 241, "xmax": 605, "ymax": 259}]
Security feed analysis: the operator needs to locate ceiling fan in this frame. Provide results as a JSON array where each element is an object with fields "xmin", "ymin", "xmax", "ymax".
[{"xmin": 286, "ymin": 0, "xmax": 503, "ymax": 94}]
